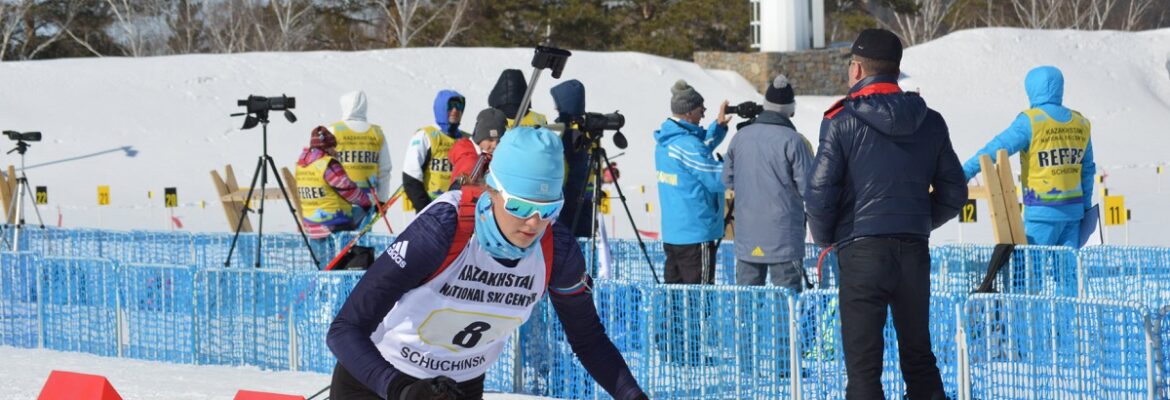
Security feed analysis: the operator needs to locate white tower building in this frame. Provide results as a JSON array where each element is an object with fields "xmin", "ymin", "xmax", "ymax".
[{"xmin": 751, "ymin": 0, "xmax": 826, "ymax": 52}]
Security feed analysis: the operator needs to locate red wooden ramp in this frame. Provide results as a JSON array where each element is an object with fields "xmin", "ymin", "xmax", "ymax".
[
  {"xmin": 37, "ymin": 370, "xmax": 122, "ymax": 400},
  {"xmin": 234, "ymin": 390, "xmax": 306, "ymax": 400}
]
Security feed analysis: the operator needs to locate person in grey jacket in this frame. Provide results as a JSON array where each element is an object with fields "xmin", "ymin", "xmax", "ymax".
[{"xmin": 722, "ymin": 75, "xmax": 813, "ymax": 290}]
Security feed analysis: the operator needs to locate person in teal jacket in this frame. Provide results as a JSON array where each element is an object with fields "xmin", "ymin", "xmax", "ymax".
[
  {"xmin": 962, "ymin": 66, "xmax": 1095, "ymax": 247},
  {"xmin": 654, "ymin": 79, "xmax": 730, "ymax": 284}
]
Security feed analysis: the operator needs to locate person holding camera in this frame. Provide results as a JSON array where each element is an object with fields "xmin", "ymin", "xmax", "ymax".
[
  {"xmin": 654, "ymin": 79, "xmax": 730, "ymax": 284},
  {"xmin": 327, "ymin": 127, "xmax": 647, "ymax": 400},
  {"xmin": 722, "ymin": 75, "xmax": 813, "ymax": 289},
  {"xmin": 327, "ymin": 91, "xmax": 392, "ymax": 218},
  {"xmin": 805, "ymin": 29, "xmax": 965, "ymax": 399},
  {"xmin": 402, "ymin": 90, "xmax": 469, "ymax": 210},
  {"xmin": 295, "ymin": 126, "xmax": 373, "ymax": 269}
]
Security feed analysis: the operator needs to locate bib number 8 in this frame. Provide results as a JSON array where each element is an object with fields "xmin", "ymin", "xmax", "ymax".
[{"xmin": 452, "ymin": 321, "xmax": 492, "ymax": 348}]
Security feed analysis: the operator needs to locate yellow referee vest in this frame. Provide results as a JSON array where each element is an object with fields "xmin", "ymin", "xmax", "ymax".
[
  {"xmin": 1020, "ymin": 108, "xmax": 1091, "ymax": 207},
  {"xmin": 295, "ymin": 156, "xmax": 353, "ymax": 224},
  {"xmin": 332, "ymin": 122, "xmax": 385, "ymax": 189}
]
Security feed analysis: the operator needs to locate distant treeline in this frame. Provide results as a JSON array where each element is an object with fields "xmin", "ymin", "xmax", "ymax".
[{"xmin": 1, "ymin": 0, "xmax": 1166, "ymax": 62}]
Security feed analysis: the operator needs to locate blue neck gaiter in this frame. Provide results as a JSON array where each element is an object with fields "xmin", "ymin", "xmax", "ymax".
[{"xmin": 473, "ymin": 194, "xmax": 545, "ymax": 260}]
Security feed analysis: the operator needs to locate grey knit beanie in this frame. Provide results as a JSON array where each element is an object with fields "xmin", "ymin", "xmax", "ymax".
[
  {"xmin": 472, "ymin": 108, "xmax": 508, "ymax": 144},
  {"xmin": 670, "ymin": 80, "xmax": 705, "ymax": 114},
  {"xmin": 763, "ymin": 75, "xmax": 796, "ymax": 117}
]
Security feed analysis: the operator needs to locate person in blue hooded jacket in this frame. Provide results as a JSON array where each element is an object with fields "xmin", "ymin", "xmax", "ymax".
[
  {"xmin": 962, "ymin": 66, "xmax": 1095, "ymax": 248},
  {"xmin": 654, "ymin": 79, "xmax": 730, "ymax": 284},
  {"xmin": 402, "ymin": 90, "xmax": 469, "ymax": 210}
]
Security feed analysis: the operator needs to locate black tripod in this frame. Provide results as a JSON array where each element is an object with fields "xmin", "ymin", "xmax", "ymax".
[
  {"xmin": 568, "ymin": 131, "xmax": 660, "ymax": 284},
  {"xmin": 5, "ymin": 137, "xmax": 45, "ymax": 251},
  {"xmin": 223, "ymin": 114, "xmax": 318, "ymax": 268}
]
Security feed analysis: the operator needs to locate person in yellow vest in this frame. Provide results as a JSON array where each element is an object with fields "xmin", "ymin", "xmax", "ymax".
[
  {"xmin": 489, "ymin": 69, "xmax": 548, "ymax": 127},
  {"xmin": 962, "ymin": 66, "xmax": 1096, "ymax": 247},
  {"xmin": 328, "ymin": 91, "xmax": 392, "ymax": 211},
  {"xmin": 296, "ymin": 126, "xmax": 373, "ymax": 269},
  {"xmin": 402, "ymin": 90, "xmax": 468, "ymax": 210}
]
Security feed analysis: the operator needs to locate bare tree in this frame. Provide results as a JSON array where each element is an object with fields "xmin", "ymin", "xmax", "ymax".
[
  {"xmin": 105, "ymin": 0, "xmax": 171, "ymax": 57},
  {"xmin": 267, "ymin": 0, "xmax": 312, "ymax": 51},
  {"xmin": 167, "ymin": 0, "xmax": 205, "ymax": 54},
  {"xmin": 1122, "ymin": 0, "xmax": 1156, "ymax": 30},
  {"xmin": 205, "ymin": 0, "xmax": 257, "ymax": 53},
  {"xmin": 1010, "ymin": 0, "xmax": 1061, "ymax": 28},
  {"xmin": 887, "ymin": 0, "xmax": 959, "ymax": 46},
  {"xmin": 435, "ymin": 0, "xmax": 470, "ymax": 47},
  {"xmin": 377, "ymin": 0, "xmax": 471, "ymax": 47},
  {"xmin": 0, "ymin": 0, "xmax": 33, "ymax": 60}
]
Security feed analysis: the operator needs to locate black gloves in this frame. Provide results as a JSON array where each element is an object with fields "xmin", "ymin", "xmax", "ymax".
[{"xmin": 390, "ymin": 375, "xmax": 462, "ymax": 400}]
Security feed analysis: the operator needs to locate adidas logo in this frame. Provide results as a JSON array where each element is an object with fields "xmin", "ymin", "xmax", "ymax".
[{"xmin": 387, "ymin": 241, "xmax": 409, "ymax": 268}]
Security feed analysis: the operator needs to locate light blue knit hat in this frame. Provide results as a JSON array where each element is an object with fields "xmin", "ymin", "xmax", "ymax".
[{"xmin": 487, "ymin": 126, "xmax": 564, "ymax": 201}]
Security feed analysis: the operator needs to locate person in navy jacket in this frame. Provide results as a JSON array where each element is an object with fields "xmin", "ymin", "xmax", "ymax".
[{"xmin": 328, "ymin": 127, "xmax": 646, "ymax": 400}]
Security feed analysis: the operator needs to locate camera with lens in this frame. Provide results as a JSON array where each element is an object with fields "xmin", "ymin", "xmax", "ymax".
[
  {"xmin": 233, "ymin": 94, "xmax": 297, "ymax": 129},
  {"xmin": 725, "ymin": 101, "xmax": 763, "ymax": 120},
  {"xmin": 574, "ymin": 111, "xmax": 628, "ymax": 149},
  {"xmin": 238, "ymin": 95, "xmax": 295, "ymax": 114},
  {"xmin": 580, "ymin": 111, "xmax": 625, "ymax": 133},
  {"xmin": 3, "ymin": 131, "xmax": 41, "ymax": 142}
]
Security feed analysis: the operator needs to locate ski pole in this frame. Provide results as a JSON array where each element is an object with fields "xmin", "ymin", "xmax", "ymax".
[
  {"xmin": 367, "ymin": 188, "xmax": 396, "ymax": 234},
  {"xmin": 324, "ymin": 187, "xmax": 402, "ymax": 271},
  {"xmin": 306, "ymin": 384, "xmax": 330, "ymax": 400}
]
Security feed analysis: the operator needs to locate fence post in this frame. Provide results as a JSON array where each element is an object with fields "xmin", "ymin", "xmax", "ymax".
[
  {"xmin": 289, "ymin": 296, "xmax": 298, "ymax": 371},
  {"xmin": 35, "ymin": 256, "xmax": 44, "ymax": 349},
  {"xmin": 788, "ymin": 293, "xmax": 800, "ymax": 400},
  {"xmin": 1076, "ymin": 250, "xmax": 1085, "ymax": 298},
  {"xmin": 955, "ymin": 302, "xmax": 970, "ymax": 400}
]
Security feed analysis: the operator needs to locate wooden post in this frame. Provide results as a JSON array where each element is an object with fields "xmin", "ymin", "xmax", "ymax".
[
  {"xmin": 211, "ymin": 166, "xmax": 252, "ymax": 233},
  {"xmin": 280, "ymin": 167, "xmax": 303, "ymax": 231},
  {"xmin": 211, "ymin": 165, "xmax": 303, "ymax": 233},
  {"xmin": 967, "ymin": 150, "xmax": 1027, "ymax": 245},
  {"xmin": 0, "ymin": 165, "xmax": 14, "ymax": 224}
]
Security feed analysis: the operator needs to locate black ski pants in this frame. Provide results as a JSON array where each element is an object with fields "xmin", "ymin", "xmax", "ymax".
[
  {"xmin": 837, "ymin": 237, "xmax": 945, "ymax": 400},
  {"xmin": 663, "ymin": 241, "xmax": 718, "ymax": 284}
]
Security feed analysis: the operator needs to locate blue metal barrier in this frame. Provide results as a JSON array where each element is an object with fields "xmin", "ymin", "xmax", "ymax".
[
  {"xmin": 289, "ymin": 270, "xmax": 365, "ymax": 373},
  {"xmin": 194, "ymin": 268, "xmax": 292, "ymax": 370},
  {"xmin": 0, "ymin": 252, "xmax": 40, "ymax": 348},
  {"xmin": 119, "ymin": 263, "xmax": 197, "ymax": 363},
  {"xmin": 938, "ymin": 244, "xmax": 1078, "ymax": 296},
  {"xmin": 40, "ymin": 257, "xmax": 118, "ymax": 356},
  {"xmin": 964, "ymin": 294, "xmax": 1154, "ymax": 399}
]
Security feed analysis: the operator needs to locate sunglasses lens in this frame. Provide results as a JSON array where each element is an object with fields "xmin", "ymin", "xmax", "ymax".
[{"xmin": 503, "ymin": 197, "xmax": 562, "ymax": 220}]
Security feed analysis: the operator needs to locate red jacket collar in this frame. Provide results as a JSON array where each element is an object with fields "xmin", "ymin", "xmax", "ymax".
[{"xmin": 824, "ymin": 77, "xmax": 903, "ymax": 120}]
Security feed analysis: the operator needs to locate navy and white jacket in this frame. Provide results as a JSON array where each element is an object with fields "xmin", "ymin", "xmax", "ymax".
[{"xmin": 327, "ymin": 194, "xmax": 644, "ymax": 399}]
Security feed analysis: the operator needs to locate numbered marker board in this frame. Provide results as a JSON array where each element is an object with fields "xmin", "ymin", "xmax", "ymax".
[
  {"xmin": 1104, "ymin": 195, "xmax": 1126, "ymax": 226},
  {"xmin": 98, "ymin": 186, "xmax": 110, "ymax": 206},
  {"xmin": 959, "ymin": 199, "xmax": 977, "ymax": 223},
  {"xmin": 165, "ymin": 187, "xmax": 178, "ymax": 208}
]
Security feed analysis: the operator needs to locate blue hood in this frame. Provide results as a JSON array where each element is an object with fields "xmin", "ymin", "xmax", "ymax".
[
  {"xmin": 550, "ymin": 79, "xmax": 585, "ymax": 122},
  {"xmin": 433, "ymin": 89, "xmax": 464, "ymax": 134},
  {"xmin": 654, "ymin": 118, "xmax": 702, "ymax": 145},
  {"xmin": 1025, "ymin": 66, "xmax": 1064, "ymax": 108}
]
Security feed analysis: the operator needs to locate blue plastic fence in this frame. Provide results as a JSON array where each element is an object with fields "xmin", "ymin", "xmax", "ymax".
[
  {"xmin": 963, "ymin": 294, "xmax": 1155, "ymax": 399},
  {"xmin": 5, "ymin": 227, "xmax": 1170, "ymax": 399}
]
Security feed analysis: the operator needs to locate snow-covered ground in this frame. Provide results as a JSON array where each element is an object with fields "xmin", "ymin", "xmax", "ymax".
[
  {"xmin": 0, "ymin": 28, "xmax": 1166, "ymax": 245},
  {"xmin": 0, "ymin": 346, "xmax": 552, "ymax": 400}
]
